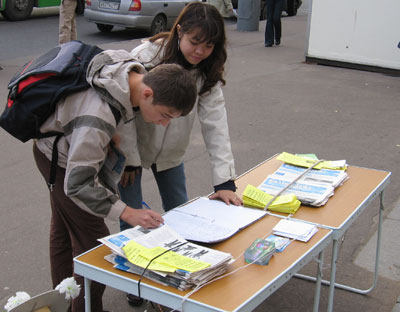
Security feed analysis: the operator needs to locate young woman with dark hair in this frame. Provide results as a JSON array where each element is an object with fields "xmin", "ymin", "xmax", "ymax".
[
  {"xmin": 119, "ymin": 2, "xmax": 242, "ymax": 229},
  {"xmin": 119, "ymin": 5, "xmax": 242, "ymax": 306}
]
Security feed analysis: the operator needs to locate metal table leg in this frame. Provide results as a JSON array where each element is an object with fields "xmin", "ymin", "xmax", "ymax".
[
  {"xmin": 326, "ymin": 237, "xmax": 339, "ymax": 311},
  {"xmin": 84, "ymin": 277, "xmax": 92, "ymax": 312},
  {"xmin": 295, "ymin": 191, "xmax": 385, "ymax": 311},
  {"xmin": 313, "ymin": 251, "xmax": 325, "ymax": 312}
]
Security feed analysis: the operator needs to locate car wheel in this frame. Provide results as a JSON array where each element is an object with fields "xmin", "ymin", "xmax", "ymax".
[
  {"xmin": 150, "ymin": 14, "xmax": 166, "ymax": 36},
  {"xmin": 0, "ymin": 10, "xmax": 10, "ymax": 20},
  {"xmin": 2, "ymin": 0, "xmax": 33, "ymax": 21},
  {"xmin": 286, "ymin": 0, "xmax": 298, "ymax": 16},
  {"xmin": 96, "ymin": 23, "xmax": 114, "ymax": 32}
]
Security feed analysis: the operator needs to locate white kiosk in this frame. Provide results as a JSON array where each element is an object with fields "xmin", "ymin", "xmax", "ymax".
[{"xmin": 305, "ymin": 0, "xmax": 400, "ymax": 75}]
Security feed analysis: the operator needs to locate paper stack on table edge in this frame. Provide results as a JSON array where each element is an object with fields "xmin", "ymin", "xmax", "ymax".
[
  {"xmin": 98, "ymin": 224, "xmax": 233, "ymax": 290},
  {"xmin": 272, "ymin": 219, "xmax": 318, "ymax": 242},
  {"xmin": 258, "ymin": 152, "xmax": 349, "ymax": 207}
]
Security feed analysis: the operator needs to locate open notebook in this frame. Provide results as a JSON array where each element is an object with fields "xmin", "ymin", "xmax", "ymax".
[{"xmin": 163, "ymin": 197, "xmax": 267, "ymax": 243}]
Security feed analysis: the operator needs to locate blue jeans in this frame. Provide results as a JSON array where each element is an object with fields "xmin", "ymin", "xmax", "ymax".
[
  {"xmin": 265, "ymin": 0, "xmax": 283, "ymax": 45},
  {"xmin": 118, "ymin": 163, "xmax": 188, "ymax": 231}
]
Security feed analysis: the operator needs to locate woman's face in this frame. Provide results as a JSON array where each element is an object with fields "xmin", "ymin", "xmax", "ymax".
[{"xmin": 177, "ymin": 27, "xmax": 215, "ymax": 65}]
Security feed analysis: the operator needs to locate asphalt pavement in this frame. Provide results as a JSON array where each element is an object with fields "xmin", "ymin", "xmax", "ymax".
[{"xmin": 1, "ymin": 10, "xmax": 400, "ymax": 312}]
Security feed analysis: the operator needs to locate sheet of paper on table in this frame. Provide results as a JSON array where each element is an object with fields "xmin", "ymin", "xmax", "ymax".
[{"xmin": 163, "ymin": 197, "xmax": 267, "ymax": 243}]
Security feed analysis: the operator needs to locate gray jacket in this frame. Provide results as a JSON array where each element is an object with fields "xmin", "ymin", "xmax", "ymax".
[{"xmin": 36, "ymin": 50, "xmax": 144, "ymax": 220}]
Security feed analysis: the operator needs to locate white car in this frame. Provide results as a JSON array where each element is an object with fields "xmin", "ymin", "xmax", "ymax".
[{"xmin": 84, "ymin": 0, "xmax": 200, "ymax": 35}]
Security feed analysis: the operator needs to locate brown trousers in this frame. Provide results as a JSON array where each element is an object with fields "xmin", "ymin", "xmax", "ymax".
[{"xmin": 33, "ymin": 143, "xmax": 110, "ymax": 312}]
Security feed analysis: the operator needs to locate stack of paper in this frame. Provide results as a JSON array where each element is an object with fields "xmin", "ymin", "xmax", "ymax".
[
  {"xmin": 258, "ymin": 153, "xmax": 349, "ymax": 207},
  {"xmin": 277, "ymin": 152, "xmax": 347, "ymax": 170},
  {"xmin": 98, "ymin": 224, "xmax": 233, "ymax": 290},
  {"xmin": 258, "ymin": 173, "xmax": 334, "ymax": 206},
  {"xmin": 272, "ymin": 219, "xmax": 318, "ymax": 242},
  {"xmin": 275, "ymin": 163, "xmax": 349, "ymax": 188},
  {"xmin": 242, "ymin": 184, "xmax": 301, "ymax": 213}
]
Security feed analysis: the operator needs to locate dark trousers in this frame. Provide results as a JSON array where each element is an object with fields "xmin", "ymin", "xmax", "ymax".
[
  {"xmin": 265, "ymin": 0, "xmax": 284, "ymax": 45},
  {"xmin": 33, "ymin": 143, "xmax": 110, "ymax": 312}
]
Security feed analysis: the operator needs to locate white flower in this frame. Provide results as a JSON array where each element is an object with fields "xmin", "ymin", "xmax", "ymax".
[
  {"xmin": 55, "ymin": 277, "xmax": 81, "ymax": 300},
  {"xmin": 4, "ymin": 291, "xmax": 31, "ymax": 311}
]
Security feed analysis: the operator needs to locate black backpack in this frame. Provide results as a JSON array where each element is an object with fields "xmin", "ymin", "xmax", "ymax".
[{"xmin": 0, "ymin": 40, "xmax": 120, "ymax": 190}]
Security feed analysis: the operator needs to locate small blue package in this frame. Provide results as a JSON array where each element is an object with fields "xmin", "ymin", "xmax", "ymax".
[
  {"xmin": 266, "ymin": 235, "xmax": 291, "ymax": 252},
  {"xmin": 244, "ymin": 238, "xmax": 275, "ymax": 265}
]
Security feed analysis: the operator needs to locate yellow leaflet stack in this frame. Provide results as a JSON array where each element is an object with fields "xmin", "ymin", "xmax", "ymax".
[
  {"xmin": 122, "ymin": 241, "xmax": 210, "ymax": 273},
  {"xmin": 277, "ymin": 152, "xmax": 347, "ymax": 170},
  {"xmin": 242, "ymin": 184, "xmax": 301, "ymax": 214}
]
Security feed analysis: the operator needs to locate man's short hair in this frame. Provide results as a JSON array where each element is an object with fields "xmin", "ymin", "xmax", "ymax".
[{"xmin": 143, "ymin": 64, "xmax": 197, "ymax": 116}]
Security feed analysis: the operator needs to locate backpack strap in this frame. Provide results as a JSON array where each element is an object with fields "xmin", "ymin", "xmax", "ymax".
[
  {"xmin": 48, "ymin": 134, "xmax": 62, "ymax": 192},
  {"xmin": 109, "ymin": 104, "xmax": 122, "ymax": 125},
  {"xmin": 47, "ymin": 105, "xmax": 120, "ymax": 192}
]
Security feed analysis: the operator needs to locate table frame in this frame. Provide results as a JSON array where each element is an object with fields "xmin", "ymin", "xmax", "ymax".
[
  {"xmin": 74, "ymin": 155, "xmax": 390, "ymax": 312},
  {"xmin": 233, "ymin": 155, "xmax": 391, "ymax": 312},
  {"xmin": 74, "ymin": 220, "xmax": 332, "ymax": 312},
  {"xmin": 295, "ymin": 180, "xmax": 388, "ymax": 312}
]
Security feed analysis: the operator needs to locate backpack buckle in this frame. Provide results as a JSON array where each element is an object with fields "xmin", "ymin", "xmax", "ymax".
[
  {"xmin": 9, "ymin": 85, "xmax": 17, "ymax": 100},
  {"xmin": 48, "ymin": 182, "xmax": 55, "ymax": 192}
]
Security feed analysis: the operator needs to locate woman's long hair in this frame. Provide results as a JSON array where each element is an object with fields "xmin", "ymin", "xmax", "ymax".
[{"xmin": 149, "ymin": 2, "xmax": 227, "ymax": 95}]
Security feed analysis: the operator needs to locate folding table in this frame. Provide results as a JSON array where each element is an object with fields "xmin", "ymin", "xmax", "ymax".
[
  {"xmin": 75, "ymin": 215, "xmax": 331, "ymax": 311},
  {"xmin": 234, "ymin": 155, "xmax": 391, "ymax": 311}
]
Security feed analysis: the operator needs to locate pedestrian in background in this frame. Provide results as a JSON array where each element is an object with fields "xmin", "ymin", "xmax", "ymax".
[
  {"xmin": 59, "ymin": 0, "xmax": 83, "ymax": 44},
  {"xmin": 207, "ymin": 0, "xmax": 237, "ymax": 18},
  {"xmin": 264, "ymin": 0, "xmax": 283, "ymax": 47}
]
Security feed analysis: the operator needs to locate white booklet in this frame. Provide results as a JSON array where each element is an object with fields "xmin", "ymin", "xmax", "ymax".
[
  {"xmin": 272, "ymin": 219, "xmax": 318, "ymax": 242},
  {"xmin": 163, "ymin": 197, "xmax": 267, "ymax": 243}
]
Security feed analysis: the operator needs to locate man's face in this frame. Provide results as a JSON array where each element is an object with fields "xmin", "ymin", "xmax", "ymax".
[{"xmin": 140, "ymin": 98, "xmax": 181, "ymax": 126}]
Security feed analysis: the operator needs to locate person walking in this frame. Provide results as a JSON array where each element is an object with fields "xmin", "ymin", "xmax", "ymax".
[
  {"xmin": 207, "ymin": 0, "xmax": 237, "ymax": 18},
  {"xmin": 59, "ymin": 0, "xmax": 81, "ymax": 44},
  {"xmin": 264, "ymin": 0, "xmax": 283, "ymax": 47}
]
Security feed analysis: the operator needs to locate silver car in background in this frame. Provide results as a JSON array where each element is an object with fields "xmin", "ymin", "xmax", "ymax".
[{"xmin": 84, "ymin": 0, "xmax": 200, "ymax": 35}]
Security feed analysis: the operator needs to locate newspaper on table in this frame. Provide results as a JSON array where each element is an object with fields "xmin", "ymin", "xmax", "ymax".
[
  {"xmin": 98, "ymin": 224, "xmax": 233, "ymax": 290},
  {"xmin": 276, "ymin": 163, "xmax": 348, "ymax": 188},
  {"xmin": 258, "ymin": 162, "xmax": 348, "ymax": 207}
]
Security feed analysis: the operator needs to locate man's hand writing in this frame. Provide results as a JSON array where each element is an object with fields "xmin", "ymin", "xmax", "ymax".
[{"xmin": 120, "ymin": 206, "xmax": 164, "ymax": 229}]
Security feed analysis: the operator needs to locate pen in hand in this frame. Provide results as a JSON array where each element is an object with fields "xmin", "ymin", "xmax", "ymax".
[
  {"xmin": 142, "ymin": 201, "xmax": 152, "ymax": 210},
  {"xmin": 142, "ymin": 201, "xmax": 164, "ymax": 225}
]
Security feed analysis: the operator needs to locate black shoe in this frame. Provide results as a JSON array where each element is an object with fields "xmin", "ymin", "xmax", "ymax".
[
  {"xmin": 126, "ymin": 294, "xmax": 144, "ymax": 307},
  {"xmin": 275, "ymin": 39, "xmax": 281, "ymax": 46},
  {"xmin": 265, "ymin": 43, "xmax": 273, "ymax": 47}
]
